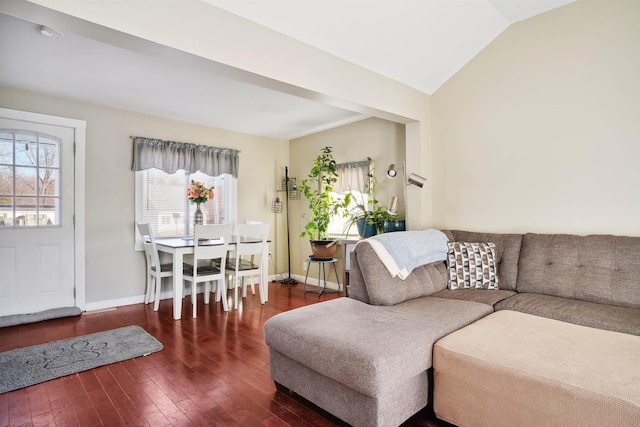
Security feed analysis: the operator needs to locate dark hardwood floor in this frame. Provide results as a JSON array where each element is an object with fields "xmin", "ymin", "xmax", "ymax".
[{"xmin": 0, "ymin": 282, "xmax": 446, "ymax": 426}]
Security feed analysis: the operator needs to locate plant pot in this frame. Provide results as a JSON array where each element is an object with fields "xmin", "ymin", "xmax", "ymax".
[
  {"xmin": 356, "ymin": 218, "xmax": 377, "ymax": 238},
  {"xmin": 310, "ymin": 240, "xmax": 338, "ymax": 259},
  {"xmin": 382, "ymin": 219, "xmax": 406, "ymax": 233}
]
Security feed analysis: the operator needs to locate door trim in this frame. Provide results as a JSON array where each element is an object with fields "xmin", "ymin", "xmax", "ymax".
[{"xmin": 0, "ymin": 107, "xmax": 86, "ymax": 311}]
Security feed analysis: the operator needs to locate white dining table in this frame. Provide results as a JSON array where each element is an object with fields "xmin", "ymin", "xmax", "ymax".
[{"xmin": 155, "ymin": 237, "xmax": 269, "ymax": 320}]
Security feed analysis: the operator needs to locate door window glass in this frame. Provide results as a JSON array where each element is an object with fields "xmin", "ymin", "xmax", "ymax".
[{"xmin": 0, "ymin": 130, "xmax": 61, "ymax": 227}]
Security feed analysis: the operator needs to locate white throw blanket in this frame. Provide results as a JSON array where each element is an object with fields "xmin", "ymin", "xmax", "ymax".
[{"xmin": 364, "ymin": 228, "xmax": 449, "ymax": 280}]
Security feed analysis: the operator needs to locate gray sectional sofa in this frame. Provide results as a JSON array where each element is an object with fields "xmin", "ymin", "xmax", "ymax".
[{"xmin": 264, "ymin": 231, "xmax": 640, "ymax": 427}]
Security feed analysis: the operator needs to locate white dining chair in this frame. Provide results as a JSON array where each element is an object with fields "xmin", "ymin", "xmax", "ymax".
[
  {"xmin": 183, "ymin": 223, "xmax": 233, "ymax": 317},
  {"xmin": 136, "ymin": 223, "xmax": 174, "ymax": 311},
  {"xmin": 236, "ymin": 219, "xmax": 264, "ymax": 296},
  {"xmin": 226, "ymin": 222, "xmax": 270, "ymax": 309}
]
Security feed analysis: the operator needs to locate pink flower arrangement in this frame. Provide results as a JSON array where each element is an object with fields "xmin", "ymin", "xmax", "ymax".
[{"xmin": 187, "ymin": 180, "xmax": 214, "ymax": 204}]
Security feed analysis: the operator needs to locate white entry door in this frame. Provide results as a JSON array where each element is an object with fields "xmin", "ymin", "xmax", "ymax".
[{"xmin": 0, "ymin": 113, "xmax": 79, "ymax": 316}]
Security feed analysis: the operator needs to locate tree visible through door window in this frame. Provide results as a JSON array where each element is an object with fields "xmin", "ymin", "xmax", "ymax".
[{"xmin": 0, "ymin": 129, "xmax": 61, "ymax": 227}]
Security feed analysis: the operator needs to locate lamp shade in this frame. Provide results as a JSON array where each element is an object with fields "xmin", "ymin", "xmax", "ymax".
[
  {"xmin": 271, "ymin": 197, "xmax": 283, "ymax": 213},
  {"xmin": 387, "ymin": 196, "xmax": 398, "ymax": 215},
  {"xmin": 407, "ymin": 173, "xmax": 427, "ymax": 188}
]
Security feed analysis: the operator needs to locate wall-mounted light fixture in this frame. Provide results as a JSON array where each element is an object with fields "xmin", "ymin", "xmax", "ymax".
[
  {"xmin": 385, "ymin": 162, "xmax": 427, "ymax": 228},
  {"xmin": 386, "ymin": 164, "xmax": 399, "ymax": 178},
  {"xmin": 407, "ymin": 173, "xmax": 427, "ymax": 188},
  {"xmin": 386, "ymin": 163, "xmax": 427, "ymax": 188},
  {"xmin": 387, "ymin": 196, "xmax": 398, "ymax": 215}
]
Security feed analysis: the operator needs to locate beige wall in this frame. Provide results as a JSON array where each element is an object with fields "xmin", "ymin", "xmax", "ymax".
[
  {"xmin": 0, "ymin": 1, "xmax": 424, "ymax": 306},
  {"xmin": 431, "ymin": 0, "xmax": 640, "ymax": 235},
  {"xmin": 0, "ymin": 86, "xmax": 288, "ymax": 305},
  {"xmin": 22, "ymin": 0, "xmax": 433, "ymax": 228},
  {"xmin": 290, "ymin": 118, "xmax": 406, "ymax": 277}
]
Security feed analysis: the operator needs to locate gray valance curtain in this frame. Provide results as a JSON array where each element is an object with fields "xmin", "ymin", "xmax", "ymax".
[
  {"xmin": 132, "ymin": 137, "xmax": 240, "ymax": 177},
  {"xmin": 334, "ymin": 160, "xmax": 371, "ymax": 193}
]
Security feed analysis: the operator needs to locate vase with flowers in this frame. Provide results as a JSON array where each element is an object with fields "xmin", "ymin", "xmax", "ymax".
[{"xmin": 187, "ymin": 180, "xmax": 214, "ymax": 227}]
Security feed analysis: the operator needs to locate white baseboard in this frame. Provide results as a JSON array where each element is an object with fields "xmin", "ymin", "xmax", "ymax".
[
  {"xmin": 83, "ymin": 276, "xmax": 331, "ymax": 312},
  {"xmin": 84, "ymin": 295, "xmax": 146, "ymax": 312},
  {"xmin": 84, "ymin": 284, "xmax": 204, "ymax": 312},
  {"xmin": 287, "ymin": 274, "xmax": 341, "ymax": 291}
]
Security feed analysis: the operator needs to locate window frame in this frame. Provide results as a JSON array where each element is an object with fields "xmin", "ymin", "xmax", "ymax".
[
  {"xmin": 134, "ymin": 168, "xmax": 237, "ymax": 250},
  {"xmin": 326, "ymin": 190, "xmax": 371, "ymax": 237}
]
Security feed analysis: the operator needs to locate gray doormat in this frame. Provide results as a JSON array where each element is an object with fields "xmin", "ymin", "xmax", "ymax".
[
  {"xmin": 0, "ymin": 325, "xmax": 163, "ymax": 394},
  {"xmin": 0, "ymin": 306, "xmax": 82, "ymax": 328}
]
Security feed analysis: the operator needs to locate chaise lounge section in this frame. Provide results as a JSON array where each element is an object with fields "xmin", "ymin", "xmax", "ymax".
[
  {"xmin": 264, "ymin": 230, "xmax": 640, "ymax": 426},
  {"xmin": 265, "ymin": 275, "xmax": 492, "ymax": 426}
]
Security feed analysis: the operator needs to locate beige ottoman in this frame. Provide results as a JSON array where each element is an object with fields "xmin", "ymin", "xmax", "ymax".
[{"xmin": 433, "ymin": 310, "xmax": 640, "ymax": 427}]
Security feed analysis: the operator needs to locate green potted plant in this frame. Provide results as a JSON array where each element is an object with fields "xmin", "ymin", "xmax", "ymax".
[
  {"xmin": 300, "ymin": 146, "xmax": 350, "ymax": 258},
  {"xmin": 343, "ymin": 158, "xmax": 395, "ymax": 237},
  {"xmin": 344, "ymin": 192, "xmax": 395, "ymax": 237}
]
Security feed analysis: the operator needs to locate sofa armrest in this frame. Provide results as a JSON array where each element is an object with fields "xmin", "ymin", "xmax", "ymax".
[
  {"xmin": 349, "ymin": 240, "xmax": 448, "ymax": 306},
  {"xmin": 348, "ymin": 249, "xmax": 371, "ymax": 304}
]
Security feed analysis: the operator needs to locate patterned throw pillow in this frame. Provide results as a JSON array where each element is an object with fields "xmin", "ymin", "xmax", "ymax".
[{"xmin": 447, "ymin": 241, "xmax": 499, "ymax": 290}]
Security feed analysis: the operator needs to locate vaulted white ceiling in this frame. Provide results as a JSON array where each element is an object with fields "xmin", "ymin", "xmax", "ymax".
[
  {"xmin": 203, "ymin": 0, "xmax": 576, "ymax": 94},
  {"xmin": 0, "ymin": 0, "xmax": 575, "ymax": 139}
]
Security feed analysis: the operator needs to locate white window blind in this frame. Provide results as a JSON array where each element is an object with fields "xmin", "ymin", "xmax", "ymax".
[
  {"xmin": 327, "ymin": 160, "xmax": 372, "ymax": 236},
  {"xmin": 135, "ymin": 169, "xmax": 235, "ymax": 247}
]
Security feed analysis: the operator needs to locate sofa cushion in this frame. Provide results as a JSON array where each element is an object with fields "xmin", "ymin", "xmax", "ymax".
[
  {"xmin": 447, "ymin": 241, "xmax": 499, "ymax": 290},
  {"xmin": 432, "ymin": 289, "xmax": 516, "ymax": 306},
  {"xmin": 264, "ymin": 297, "xmax": 493, "ymax": 398},
  {"xmin": 517, "ymin": 233, "xmax": 640, "ymax": 309},
  {"xmin": 495, "ymin": 292, "xmax": 640, "ymax": 336},
  {"xmin": 447, "ymin": 231, "xmax": 522, "ymax": 291},
  {"xmin": 351, "ymin": 240, "xmax": 448, "ymax": 306}
]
